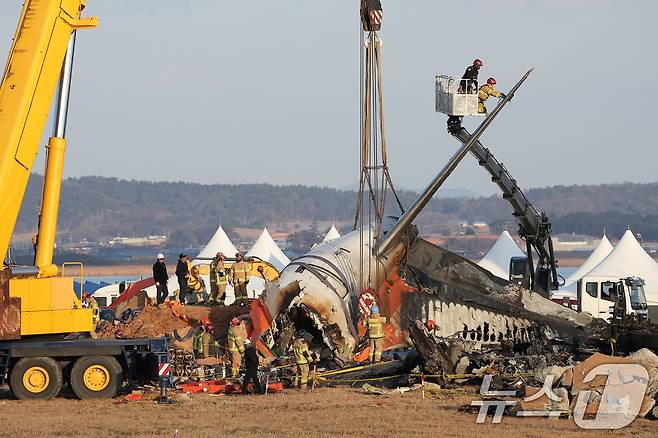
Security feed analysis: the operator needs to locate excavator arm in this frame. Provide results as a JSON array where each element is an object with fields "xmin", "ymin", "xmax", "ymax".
[{"xmin": 451, "ymin": 128, "xmax": 561, "ymax": 295}]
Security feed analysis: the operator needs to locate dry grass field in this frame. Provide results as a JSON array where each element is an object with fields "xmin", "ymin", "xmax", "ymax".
[
  {"xmin": 83, "ymin": 264, "xmax": 151, "ymax": 276},
  {"xmin": 0, "ymin": 387, "xmax": 654, "ymax": 438}
]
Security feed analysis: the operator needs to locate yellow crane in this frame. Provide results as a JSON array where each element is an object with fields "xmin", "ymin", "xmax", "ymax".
[
  {"xmin": 0, "ymin": 1, "xmax": 170, "ymax": 402},
  {"xmin": 0, "ymin": 0, "xmax": 97, "ymax": 337}
]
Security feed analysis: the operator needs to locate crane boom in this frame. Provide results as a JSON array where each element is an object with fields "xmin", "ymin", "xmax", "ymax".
[
  {"xmin": 0, "ymin": 1, "xmax": 98, "ymax": 340},
  {"xmin": 0, "ymin": 0, "xmax": 97, "ymax": 271},
  {"xmin": 451, "ymin": 127, "xmax": 560, "ymax": 295}
]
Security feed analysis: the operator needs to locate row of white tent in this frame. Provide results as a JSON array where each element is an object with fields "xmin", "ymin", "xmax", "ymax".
[
  {"xmin": 95, "ymin": 224, "xmax": 342, "ymax": 305},
  {"xmin": 477, "ymin": 229, "xmax": 658, "ymax": 306},
  {"xmin": 194, "ymin": 225, "xmax": 290, "ymax": 272},
  {"xmin": 184, "ymin": 225, "xmax": 290, "ymax": 301},
  {"xmin": 194, "ymin": 223, "xmax": 342, "ymax": 269}
]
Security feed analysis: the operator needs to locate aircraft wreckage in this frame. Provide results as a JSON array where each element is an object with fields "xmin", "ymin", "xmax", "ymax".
[{"xmin": 246, "ymin": 70, "xmax": 653, "ymax": 366}]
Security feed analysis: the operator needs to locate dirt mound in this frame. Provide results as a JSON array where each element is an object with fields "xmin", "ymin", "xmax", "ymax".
[
  {"xmin": 99, "ymin": 303, "xmax": 251, "ymax": 352},
  {"xmin": 99, "ymin": 305, "xmax": 188, "ymax": 339}
]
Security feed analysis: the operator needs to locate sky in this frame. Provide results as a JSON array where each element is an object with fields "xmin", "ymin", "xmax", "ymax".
[{"xmin": 0, "ymin": 0, "xmax": 656, "ymax": 196}]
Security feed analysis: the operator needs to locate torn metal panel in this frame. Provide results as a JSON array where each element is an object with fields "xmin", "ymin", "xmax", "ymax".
[
  {"xmin": 404, "ymin": 238, "xmax": 605, "ymax": 341},
  {"xmin": 252, "ymin": 221, "xmax": 407, "ymax": 362},
  {"xmin": 403, "ymin": 294, "xmax": 535, "ymax": 345}
]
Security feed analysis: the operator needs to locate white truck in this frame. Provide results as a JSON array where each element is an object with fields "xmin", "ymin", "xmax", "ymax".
[{"xmin": 560, "ymin": 276, "xmax": 650, "ymax": 322}]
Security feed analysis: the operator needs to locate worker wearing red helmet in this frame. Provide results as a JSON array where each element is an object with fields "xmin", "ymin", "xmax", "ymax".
[
  {"xmin": 193, "ymin": 317, "xmax": 217, "ymax": 359},
  {"xmin": 425, "ymin": 320, "xmax": 436, "ymax": 332},
  {"xmin": 459, "ymin": 59, "xmax": 483, "ymax": 93},
  {"xmin": 478, "ymin": 77, "xmax": 506, "ymax": 114}
]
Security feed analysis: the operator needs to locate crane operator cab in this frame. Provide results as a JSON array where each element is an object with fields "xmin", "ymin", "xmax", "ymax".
[
  {"xmin": 435, "ymin": 75, "xmax": 485, "ymax": 133},
  {"xmin": 508, "ymin": 255, "xmax": 553, "ymax": 296}
]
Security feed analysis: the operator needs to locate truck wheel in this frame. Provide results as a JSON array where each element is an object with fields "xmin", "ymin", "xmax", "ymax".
[
  {"xmin": 70, "ymin": 356, "xmax": 123, "ymax": 399},
  {"xmin": 9, "ymin": 357, "xmax": 63, "ymax": 400}
]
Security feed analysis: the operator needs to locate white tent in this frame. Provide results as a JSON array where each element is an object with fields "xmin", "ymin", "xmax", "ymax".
[
  {"xmin": 194, "ymin": 225, "xmax": 239, "ymax": 263},
  {"xmin": 582, "ymin": 229, "xmax": 658, "ymax": 305},
  {"xmin": 312, "ymin": 225, "xmax": 342, "ymax": 249},
  {"xmin": 321, "ymin": 225, "xmax": 341, "ymax": 244},
  {"xmin": 247, "ymin": 227, "xmax": 291, "ymax": 272},
  {"xmin": 477, "ymin": 231, "xmax": 524, "ymax": 280},
  {"xmin": 564, "ymin": 234, "xmax": 614, "ymax": 287}
]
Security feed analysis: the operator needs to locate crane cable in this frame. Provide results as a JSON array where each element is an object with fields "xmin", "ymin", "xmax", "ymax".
[{"xmin": 354, "ymin": 1, "xmax": 404, "ymax": 291}]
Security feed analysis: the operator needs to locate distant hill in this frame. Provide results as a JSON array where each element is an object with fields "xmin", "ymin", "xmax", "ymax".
[{"xmin": 14, "ymin": 176, "xmax": 658, "ymax": 243}]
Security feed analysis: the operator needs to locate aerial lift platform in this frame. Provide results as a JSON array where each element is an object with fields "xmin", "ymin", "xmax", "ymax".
[{"xmin": 434, "ymin": 69, "xmax": 560, "ymax": 297}]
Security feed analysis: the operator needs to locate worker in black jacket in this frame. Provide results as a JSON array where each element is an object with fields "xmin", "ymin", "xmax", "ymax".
[
  {"xmin": 152, "ymin": 253, "xmax": 169, "ymax": 305},
  {"xmin": 459, "ymin": 58, "xmax": 482, "ymax": 93},
  {"xmin": 241, "ymin": 339, "xmax": 263, "ymax": 395},
  {"xmin": 175, "ymin": 254, "xmax": 189, "ymax": 303}
]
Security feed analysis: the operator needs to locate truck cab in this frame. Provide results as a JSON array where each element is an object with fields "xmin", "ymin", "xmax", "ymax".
[{"xmin": 576, "ymin": 276, "xmax": 649, "ymax": 322}]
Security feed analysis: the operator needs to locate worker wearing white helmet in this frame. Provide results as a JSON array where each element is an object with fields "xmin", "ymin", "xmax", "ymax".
[{"xmin": 152, "ymin": 253, "xmax": 169, "ymax": 305}]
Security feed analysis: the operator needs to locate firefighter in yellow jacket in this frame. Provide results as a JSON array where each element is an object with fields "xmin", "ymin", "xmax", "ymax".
[
  {"xmin": 186, "ymin": 264, "xmax": 206, "ymax": 304},
  {"xmin": 478, "ymin": 77, "xmax": 506, "ymax": 114},
  {"xmin": 227, "ymin": 317, "xmax": 244, "ymax": 376},
  {"xmin": 193, "ymin": 317, "xmax": 217, "ymax": 359},
  {"xmin": 231, "ymin": 252, "xmax": 250, "ymax": 306},
  {"xmin": 365, "ymin": 305, "xmax": 386, "ymax": 363},
  {"xmin": 293, "ymin": 333, "xmax": 315, "ymax": 389},
  {"xmin": 209, "ymin": 252, "xmax": 228, "ymax": 306}
]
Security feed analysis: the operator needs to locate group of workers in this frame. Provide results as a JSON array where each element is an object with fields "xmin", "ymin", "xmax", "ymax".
[
  {"xmin": 192, "ymin": 316, "xmax": 263, "ymax": 394},
  {"xmin": 192, "ymin": 314, "xmax": 319, "ymax": 392},
  {"xmin": 151, "ymin": 252, "xmax": 251, "ymax": 306},
  {"xmin": 459, "ymin": 58, "xmax": 506, "ymax": 114},
  {"xmin": 187, "ymin": 290, "xmax": 429, "ymax": 393}
]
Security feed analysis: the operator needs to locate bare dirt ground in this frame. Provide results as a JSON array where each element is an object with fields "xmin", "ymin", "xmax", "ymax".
[{"xmin": 0, "ymin": 387, "xmax": 654, "ymax": 438}]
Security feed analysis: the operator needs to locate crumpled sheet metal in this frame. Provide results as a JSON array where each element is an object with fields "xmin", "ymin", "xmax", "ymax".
[{"xmin": 405, "ymin": 238, "xmax": 605, "ymax": 340}]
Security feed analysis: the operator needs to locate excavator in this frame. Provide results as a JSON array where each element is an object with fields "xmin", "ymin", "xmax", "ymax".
[{"xmin": 0, "ymin": 1, "xmax": 168, "ymax": 400}]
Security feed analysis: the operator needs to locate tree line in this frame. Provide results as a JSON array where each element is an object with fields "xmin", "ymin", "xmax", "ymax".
[{"xmin": 14, "ymin": 176, "xmax": 658, "ymax": 243}]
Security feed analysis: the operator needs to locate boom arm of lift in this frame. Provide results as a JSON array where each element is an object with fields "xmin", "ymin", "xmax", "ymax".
[
  {"xmin": 378, "ymin": 69, "xmax": 534, "ymax": 256},
  {"xmin": 0, "ymin": 1, "xmax": 97, "ymax": 277},
  {"xmin": 450, "ymin": 127, "xmax": 561, "ymax": 295}
]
